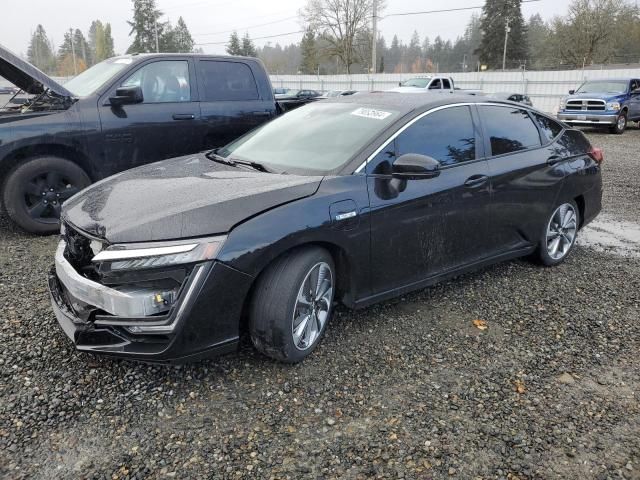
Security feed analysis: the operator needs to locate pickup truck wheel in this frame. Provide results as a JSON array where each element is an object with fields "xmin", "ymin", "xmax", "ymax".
[
  {"xmin": 609, "ymin": 112, "xmax": 627, "ymax": 134},
  {"xmin": 249, "ymin": 247, "xmax": 335, "ymax": 363},
  {"xmin": 2, "ymin": 156, "xmax": 90, "ymax": 235}
]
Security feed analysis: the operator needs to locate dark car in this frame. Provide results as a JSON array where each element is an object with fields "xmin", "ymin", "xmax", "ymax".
[
  {"xmin": 0, "ymin": 44, "xmax": 281, "ymax": 234},
  {"xmin": 49, "ymin": 94, "xmax": 603, "ymax": 363},
  {"xmin": 274, "ymin": 89, "xmax": 322, "ymax": 111},
  {"xmin": 488, "ymin": 92, "xmax": 533, "ymax": 106}
]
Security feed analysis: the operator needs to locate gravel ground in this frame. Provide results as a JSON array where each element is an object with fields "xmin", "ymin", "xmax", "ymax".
[{"xmin": 0, "ymin": 129, "xmax": 639, "ymax": 480}]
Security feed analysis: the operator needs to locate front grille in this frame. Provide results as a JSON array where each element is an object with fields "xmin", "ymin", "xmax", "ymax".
[{"xmin": 565, "ymin": 99, "xmax": 606, "ymax": 111}]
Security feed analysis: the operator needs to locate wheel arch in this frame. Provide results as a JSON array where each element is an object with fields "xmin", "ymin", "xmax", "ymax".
[{"xmin": 0, "ymin": 143, "xmax": 94, "ymax": 189}]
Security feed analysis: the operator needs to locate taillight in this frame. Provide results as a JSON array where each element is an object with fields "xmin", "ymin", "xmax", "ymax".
[{"xmin": 588, "ymin": 146, "xmax": 604, "ymax": 164}]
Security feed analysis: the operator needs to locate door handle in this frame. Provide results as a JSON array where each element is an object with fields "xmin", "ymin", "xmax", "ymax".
[
  {"xmin": 172, "ymin": 113, "xmax": 195, "ymax": 120},
  {"xmin": 547, "ymin": 154, "xmax": 563, "ymax": 166},
  {"xmin": 464, "ymin": 174, "xmax": 489, "ymax": 188}
]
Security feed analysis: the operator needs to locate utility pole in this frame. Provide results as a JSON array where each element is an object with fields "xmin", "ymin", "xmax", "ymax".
[
  {"xmin": 155, "ymin": 19, "xmax": 160, "ymax": 53},
  {"xmin": 502, "ymin": 17, "xmax": 510, "ymax": 71},
  {"xmin": 70, "ymin": 28, "xmax": 78, "ymax": 75},
  {"xmin": 371, "ymin": 0, "xmax": 378, "ymax": 74}
]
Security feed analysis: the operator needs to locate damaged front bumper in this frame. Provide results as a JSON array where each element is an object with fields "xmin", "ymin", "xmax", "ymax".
[{"xmin": 49, "ymin": 239, "xmax": 253, "ymax": 362}]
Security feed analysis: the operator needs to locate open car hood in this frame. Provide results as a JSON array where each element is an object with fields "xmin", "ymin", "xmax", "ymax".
[{"xmin": 0, "ymin": 43, "xmax": 73, "ymax": 97}]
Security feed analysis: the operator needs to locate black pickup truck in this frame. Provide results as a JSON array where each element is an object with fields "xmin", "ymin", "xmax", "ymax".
[{"xmin": 0, "ymin": 46, "xmax": 302, "ymax": 234}]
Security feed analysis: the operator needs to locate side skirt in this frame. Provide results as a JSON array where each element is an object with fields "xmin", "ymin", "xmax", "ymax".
[{"xmin": 351, "ymin": 246, "xmax": 536, "ymax": 309}]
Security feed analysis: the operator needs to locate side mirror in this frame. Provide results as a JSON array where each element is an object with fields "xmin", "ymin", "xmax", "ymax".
[
  {"xmin": 398, "ymin": 81, "xmax": 402, "ymax": 87},
  {"xmin": 109, "ymin": 86, "xmax": 143, "ymax": 106},
  {"xmin": 568, "ymin": 89, "xmax": 575, "ymax": 95},
  {"xmin": 392, "ymin": 154, "xmax": 441, "ymax": 180}
]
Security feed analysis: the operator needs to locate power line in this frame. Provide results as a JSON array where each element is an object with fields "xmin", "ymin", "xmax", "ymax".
[
  {"xmin": 193, "ymin": 15, "xmax": 298, "ymax": 37},
  {"xmin": 194, "ymin": 30, "xmax": 304, "ymax": 46},
  {"xmin": 383, "ymin": 0, "xmax": 542, "ymax": 18}
]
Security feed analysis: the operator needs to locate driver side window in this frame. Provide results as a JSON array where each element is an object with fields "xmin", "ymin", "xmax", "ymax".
[{"xmin": 121, "ymin": 60, "xmax": 191, "ymax": 103}]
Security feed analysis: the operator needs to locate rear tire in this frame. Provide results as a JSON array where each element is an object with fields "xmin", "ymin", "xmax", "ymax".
[
  {"xmin": 609, "ymin": 112, "xmax": 627, "ymax": 134},
  {"xmin": 2, "ymin": 156, "xmax": 90, "ymax": 235},
  {"xmin": 249, "ymin": 247, "xmax": 335, "ymax": 363},
  {"xmin": 535, "ymin": 201, "xmax": 579, "ymax": 267}
]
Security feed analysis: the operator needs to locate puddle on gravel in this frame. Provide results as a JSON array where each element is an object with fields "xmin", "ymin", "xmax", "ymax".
[{"xmin": 578, "ymin": 216, "xmax": 640, "ymax": 257}]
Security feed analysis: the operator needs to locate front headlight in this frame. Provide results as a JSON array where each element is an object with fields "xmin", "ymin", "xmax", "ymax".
[
  {"xmin": 606, "ymin": 101, "xmax": 621, "ymax": 111},
  {"xmin": 559, "ymin": 97, "xmax": 567, "ymax": 110},
  {"xmin": 92, "ymin": 235, "xmax": 226, "ymax": 271}
]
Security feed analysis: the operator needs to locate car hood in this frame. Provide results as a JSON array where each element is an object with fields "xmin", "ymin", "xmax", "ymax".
[
  {"xmin": 567, "ymin": 92, "xmax": 625, "ymax": 101},
  {"xmin": 62, "ymin": 153, "xmax": 323, "ymax": 243},
  {"xmin": 0, "ymin": 43, "xmax": 73, "ymax": 97}
]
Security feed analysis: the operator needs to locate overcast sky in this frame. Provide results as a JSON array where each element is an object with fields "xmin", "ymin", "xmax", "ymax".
[{"xmin": 1, "ymin": 0, "xmax": 573, "ymax": 58}]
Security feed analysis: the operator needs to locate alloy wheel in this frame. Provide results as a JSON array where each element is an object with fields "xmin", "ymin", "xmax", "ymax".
[
  {"xmin": 292, "ymin": 262, "xmax": 334, "ymax": 351},
  {"xmin": 617, "ymin": 114, "xmax": 627, "ymax": 131},
  {"xmin": 546, "ymin": 203, "xmax": 578, "ymax": 260},
  {"xmin": 22, "ymin": 172, "xmax": 80, "ymax": 223}
]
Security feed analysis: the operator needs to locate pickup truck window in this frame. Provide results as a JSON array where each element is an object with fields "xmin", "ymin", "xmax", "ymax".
[
  {"xmin": 576, "ymin": 81, "xmax": 627, "ymax": 94},
  {"xmin": 442, "ymin": 78, "xmax": 451, "ymax": 89},
  {"xmin": 396, "ymin": 106, "xmax": 476, "ymax": 166},
  {"xmin": 479, "ymin": 106, "xmax": 541, "ymax": 156},
  {"xmin": 429, "ymin": 79, "xmax": 442, "ymax": 90},
  {"xmin": 631, "ymin": 80, "xmax": 640, "ymax": 92},
  {"xmin": 199, "ymin": 61, "xmax": 259, "ymax": 101},
  {"xmin": 400, "ymin": 78, "xmax": 431, "ymax": 88},
  {"xmin": 122, "ymin": 61, "xmax": 191, "ymax": 103}
]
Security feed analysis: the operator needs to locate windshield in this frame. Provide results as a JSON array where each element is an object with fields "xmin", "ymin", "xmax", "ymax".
[
  {"xmin": 400, "ymin": 78, "xmax": 431, "ymax": 88},
  {"xmin": 219, "ymin": 102, "xmax": 401, "ymax": 174},
  {"xmin": 575, "ymin": 81, "xmax": 628, "ymax": 94},
  {"xmin": 63, "ymin": 57, "xmax": 134, "ymax": 97}
]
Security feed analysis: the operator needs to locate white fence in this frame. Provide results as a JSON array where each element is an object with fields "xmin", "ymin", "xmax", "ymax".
[{"xmin": 270, "ymin": 68, "xmax": 640, "ymax": 114}]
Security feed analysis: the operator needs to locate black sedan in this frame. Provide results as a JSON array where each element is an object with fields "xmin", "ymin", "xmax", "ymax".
[{"xmin": 49, "ymin": 94, "xmax": 603, "ymax": 363}]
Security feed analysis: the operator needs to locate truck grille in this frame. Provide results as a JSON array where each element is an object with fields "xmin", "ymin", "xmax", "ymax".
[{"xmin": 565, "ymin": 99, "xmax": 606, "ymax": 111}]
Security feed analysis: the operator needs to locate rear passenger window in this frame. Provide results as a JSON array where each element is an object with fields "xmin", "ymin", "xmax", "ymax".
[
  {"xmin": 199, "ymin": 61, "xmax": 259, "ymax": 101},
  {"xmin": 396, "ymin": 106, "xmax": 476, "ymax": 166},
  {"xmin": 533, "ymin": 113, "xmax": 563, "ymax": 142},
  {"xmin": 479, "ymin": 106, "xmax": 541, "ymax": 156}
]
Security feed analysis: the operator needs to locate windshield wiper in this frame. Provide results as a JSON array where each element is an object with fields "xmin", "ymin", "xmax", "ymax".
[{"xmin": 205, "ymin": 150, "xmax": 273, "ymax": 173}]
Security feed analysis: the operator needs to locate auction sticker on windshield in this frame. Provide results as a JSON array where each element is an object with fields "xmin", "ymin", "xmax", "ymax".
[{"xmin": 351, "ymin": 107, "xmax": 393, "ymax": 120}]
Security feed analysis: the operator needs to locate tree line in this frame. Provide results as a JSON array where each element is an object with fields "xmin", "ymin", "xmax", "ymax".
[
  {"xmin": 23, "ymin": 0, "xmax": 640, "ymax": 77},
  {"xmin": 250, "ymin": 0, "xmax": 640, "ymax": 74},
  {"xmin": 25, "ymin": 0, "xmax": 195, "ymax": 76}
]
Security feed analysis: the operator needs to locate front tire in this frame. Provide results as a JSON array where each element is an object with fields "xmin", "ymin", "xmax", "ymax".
[
  {"xmin": 609, "ymin": 112, "xmax": 627, "ymax": 134},
  {"xmin": 249, "ymin": 247, "xmax": 335, "ymax": 363},
  {"xmin": 2, "ymin": 156, "xmax": 90, "ymax": 235},
  {"xmin": 536, "ymin": 201, "xmax": 579, "ymax": 266}
]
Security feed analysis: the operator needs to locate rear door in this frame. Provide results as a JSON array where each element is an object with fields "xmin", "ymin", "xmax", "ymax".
[
  {"xmin": 367, "ymin": 105, "xmax": 492, "ymax": 295},
  {"xmin": 477, "ymin": 105, "xmax": 566, "ymax": 251},
  {"xmin": 98, "ymin": 57, "xmax": 201, "ymax": 173},
  {"xmin": 196, "ymin": 59, "xmax": 276, "ymax": 150}
]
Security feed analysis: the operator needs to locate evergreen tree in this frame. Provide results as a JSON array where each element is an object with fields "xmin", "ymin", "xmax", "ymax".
[
  {"xmin": 477, "ymin": 0, "xmax": 528, "ymax": 69},
  {"xmin": 127, "ymin": 0, "xmax": 164, "ymax": 53},
  {"xmin": 88, "ymin": 20, "xmax": 103, "ymax": 65},
  {"xmin": 172, "ymin": 17, "xmax": 194, "ymax": 53},
  {"xmin": 407, "ymin": 31, "xmax": 422, "ymax": 72},
  {"xmin": 226, "ymin": 31, "xmax": 242, "ymax": 55},
  {"xmin": 299, "ymin": 28, "xmax": 318, "ymax": 74},
  {"xmin": 241, "ymin": 32, "xmax": 257, "ymax": 57},
  {"xmin": 73, "ymin": 29, "xmax": 90, "ymax": 64},
  {"xmin": 103, "ymin": 23, "xmax": 115, "ymax": 58},
  {"xmin": 27, "ymin": 25, "xmax": 56, "ymax": 73},
  {"xmin": 527, "ymin": 13, "xmax": 551, "ymax": 68}
]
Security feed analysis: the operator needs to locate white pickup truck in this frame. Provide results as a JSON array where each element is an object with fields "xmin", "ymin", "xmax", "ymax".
[{"xmin": 390, "ymin": 76, "xmax": 482, "ymax": 95}]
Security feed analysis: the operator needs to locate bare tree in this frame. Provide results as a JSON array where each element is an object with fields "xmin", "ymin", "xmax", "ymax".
[
  {"xmin": 550, "ymin": 0, "xmax": 632, "ymax": 66},
  {"xmin": 300, "ymin": 0, "xmax": 376, "ymax": 74}
]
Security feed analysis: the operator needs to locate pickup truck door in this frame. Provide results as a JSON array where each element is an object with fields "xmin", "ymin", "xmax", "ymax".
[
  {"xmin": 195, "ymin": 59, "xmax": 276, "ymax": 151},
  {"xmin": 629, "ymin": 79, "xmax": 640, "ymax": 120},
  {"xmin": 97, "ymin": 57, "xmax": 202, "ymax": 175}
]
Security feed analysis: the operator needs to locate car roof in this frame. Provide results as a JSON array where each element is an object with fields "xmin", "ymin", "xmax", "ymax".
[{"xmin": 323, "ymin": 92, "xmax": 508, "ymax": 115}]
